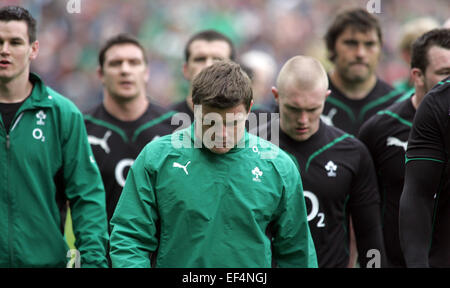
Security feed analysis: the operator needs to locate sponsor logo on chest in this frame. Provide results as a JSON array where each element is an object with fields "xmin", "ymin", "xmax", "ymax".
[
  {"xmin": 324, "ymin": 160, "xmax": 337, "ymax": 177},
  {"xmin": 33, "ymin": 110, "xmax": 47, "ymax": 142}
]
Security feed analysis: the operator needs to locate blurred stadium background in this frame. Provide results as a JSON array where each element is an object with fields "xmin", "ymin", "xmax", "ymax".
[{"xmin": 2, "ymin": 0, "xmax": 449, "ymax": 112}]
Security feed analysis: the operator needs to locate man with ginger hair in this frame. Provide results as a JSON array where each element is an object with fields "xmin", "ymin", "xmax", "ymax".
[{"xmin": 260, "ymin": 55, "xmax": 386, "ymax": 267}]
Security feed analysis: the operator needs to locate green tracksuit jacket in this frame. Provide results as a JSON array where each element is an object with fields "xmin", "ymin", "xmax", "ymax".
[
  {"xmin": 0, "ymin": 73, "xmax": 108, "ymax": 267},
  {"xmin": 110, "ymin": 125, "xmax": 317, "ymax": 268}
]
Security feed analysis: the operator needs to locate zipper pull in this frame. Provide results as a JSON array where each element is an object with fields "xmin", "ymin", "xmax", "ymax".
[{"xmin": 6, "ymin": 134, "xmax": 10, "ymax": 149}]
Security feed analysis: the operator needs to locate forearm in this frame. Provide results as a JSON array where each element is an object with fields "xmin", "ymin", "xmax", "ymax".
[{"xmin": 399, "ymin": 160, "xmax": 443, "ymax": 267}]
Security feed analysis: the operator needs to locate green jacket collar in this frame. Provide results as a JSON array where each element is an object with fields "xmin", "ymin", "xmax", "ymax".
[{"xmin": 22, "ymin": 73, "xmax": 54, "ymax": 110}]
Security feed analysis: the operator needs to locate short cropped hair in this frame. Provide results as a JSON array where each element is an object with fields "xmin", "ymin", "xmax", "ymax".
[
  {"xmin": 0, "ymin": 6, "xmax": 37, "ymax": 43},
  {"xmin": 184, "ymin": 30, "xmax": 236, "ymax": 62},
  {"xmin": 98, "ymin": 33, "xmax": 148, "ymax": 70},
  {"xmin": 192, "ymin": 60, "xmax": 253, "ymax": 112},
  {"xmin": 411, "ymin": 28, "xmax": 450, "ymax": 72},
  {"xmin": 325, "ymin": 8, "xmax": 382, "ymax": 62}
]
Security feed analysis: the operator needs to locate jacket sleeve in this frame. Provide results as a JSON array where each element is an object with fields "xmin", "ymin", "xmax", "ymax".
[
  {"xmin": 399, "ymin": 160, "xmax": 444, "ymax": 267},
  {"xmin": 271, "ymin": 161, "xmax": 318, "ymax": 268},
  {"xmin": 62, "ymin": 107, "xmax": 108, "ymax": 268},
  {"xmin": 399, "ymin": 90, "xmax": 447, "ymax": 267},
  {"xmin": 109, "ymin": 146, "xmax": 159, "ymax": 268},
  {"xmin": 347, "ymin": 142, "xmax": 386, "ymax": 267}
]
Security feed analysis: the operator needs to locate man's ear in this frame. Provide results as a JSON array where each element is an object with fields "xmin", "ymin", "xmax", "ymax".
[
  {"xmin": 248, "ymin": 99, "xmax": 254, "ymax": 114},
  {"xmin": 144, "ymin": 66, "xmax": 150, "ymax": 83},
  {"xmin": 182, "ymin": 62, "xmax": 190, "ymax": 80},
  {"xmin": 29, "ymin": 40, "xmax": 39, "ymax": 61},
  {"xmin": 325, "ymin": 89, "xmax": 331, "ymax": 100},
  {"xmin": 272, "ymin": 86, "xmax": 280, "ymax": 105},
  {"xmin": 410, "ymin": 68, "xmax": 425, "ymax": 88},
  {"xmin": 97, "ymin": 66, "xmax": 104, "ymax": 82}
]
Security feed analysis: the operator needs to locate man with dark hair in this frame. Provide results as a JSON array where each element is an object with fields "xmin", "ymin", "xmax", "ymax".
[
  {"xmin": 0, "ymin": 6, "xmax": 108, "ymax": 267},
  {"xmin": 85, "ymin": 33, "xmax": 174, "ymax": 224},
  {"xmin": 267, "ymin": 55, "xmax": 385, "ymax": 268},
  {"xmin": 399, "ymin": 28, "xmax": 450, "ymax": 268},
  {"xmin": 360, "ymin": 28, "xmax": 450, "ymax": 267},
  {"xmin": 0, "ymin": 5, "xmax": 36, "ymax": 42},
  {"xmin": 322, "ymin": 8, "xmax": 402, "ymax": 266},
  {"xmin": 170, "ymin": 30, "xmax": 235, "ymax": 127},
  {"xmin": 109, "ymin": 60, "xmax": 317, "ymax": 268},
  {"xmin": 322, "ymin": 8, "xmax": 401, "ymax": 135},
  {"xmin": 400, "ymin": 75, "xmax": 450, "ymax": 268}
]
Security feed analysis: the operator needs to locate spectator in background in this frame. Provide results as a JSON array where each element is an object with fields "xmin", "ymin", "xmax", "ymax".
[
  {"xmin": 2, "ymin": 0, "xmax": 445, "ymax": 113},
  {"xmin": 393, "ymin": 17, "xmax": 439, "ymax": 97},
  {"xmin": 240, "ymin": 50, "xmax": 278, "ymax": 111},
  {"xmin": 443, "ymin": 18, "xmax": 450, "ymax": 28},
  {"xmin": 239, "ymin": 50, "xmax": 279, "ymax": 137}
]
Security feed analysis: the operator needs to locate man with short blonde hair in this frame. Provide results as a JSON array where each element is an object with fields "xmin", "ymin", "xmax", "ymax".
[{"xmin": 268, "ymin": 55, "xmax": 385, "ymax": 268}]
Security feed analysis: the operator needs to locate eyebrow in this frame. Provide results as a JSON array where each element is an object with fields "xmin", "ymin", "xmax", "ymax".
[
  {"xmin": 284, "ymin": 104, "xmax": 320, "ymax": 111},
  {"xmin": 106, "ymin": 57, "xmax": 143, "ymax": 63},
  {"xmin": 0, "ymin": 37, "xmax": 26, "ymax": 42},
  {"xmin": 434, "ymin": 67, "xmax": 450, "ymax": 73}
]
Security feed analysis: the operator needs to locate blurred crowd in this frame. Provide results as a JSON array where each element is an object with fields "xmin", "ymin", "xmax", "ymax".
[{"xmin": 3, "ymin": 0, "xmax": 450, "ymax": 111}]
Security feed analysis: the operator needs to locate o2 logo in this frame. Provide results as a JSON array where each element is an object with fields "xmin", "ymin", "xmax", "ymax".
[
  {"xmin": 303, "ymin": 191, "xmax": 325, "ymax": 228},
  {"xmin": 115, "ymin": 158, "xmax": 134, "ymax": 187}
]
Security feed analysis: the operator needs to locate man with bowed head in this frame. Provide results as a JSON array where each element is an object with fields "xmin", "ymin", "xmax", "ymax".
[
  {"xmin": 267, "ymin": 55, "xmax": 386, "ymax": 267},
  {"xmin": 109, "ymin": 60, "xmax": 317, "ymax": 268}
]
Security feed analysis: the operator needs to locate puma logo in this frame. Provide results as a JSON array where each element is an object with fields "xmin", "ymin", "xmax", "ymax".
[
  {"xmin": 88, "ymin": 130, "xmax": 112, "ymax": 154},
  {"xmin": 173, "ymin": 161, "xmax": 191, "ymax": 175},
  {"xmin": 386, "ymin": 136, "xmax": 408, "ymax": 151},
  {"xmin": 320, "ymin": 108, "xmax": 337, "ymax": 126}
]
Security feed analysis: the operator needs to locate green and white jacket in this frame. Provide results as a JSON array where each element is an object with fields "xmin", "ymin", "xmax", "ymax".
[
  {"xmin": 0, "ymin": 73, "xmax": 108, "ymax": 267},
  {"xmin": 110, "ymin": 124, "xmax": 317, "ymax": 268}
]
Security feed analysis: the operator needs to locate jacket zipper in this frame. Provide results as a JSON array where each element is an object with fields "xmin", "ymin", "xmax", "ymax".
[{"xmin": 5, "ymin": 112, "xmax": 24, "ymax": 267}]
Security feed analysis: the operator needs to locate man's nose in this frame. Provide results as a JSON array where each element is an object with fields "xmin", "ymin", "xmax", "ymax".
[
  {"xmin": 355, "ymin": 43, "xmax": 367, "ymax": 59},
  {"xmin": 0, "ymin": 42, "xmax": 10, "ymax": 55},
  {"xmin": 120, "ymin": 61, "xmax": 131, "ymax": 74},
  {"xmin": 297, "ymin": 111, "xmax": 308, "ymax": 124},
  {"xmin": 205, "ymin": 57, "xmax": 215, "ymax": 67}
]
